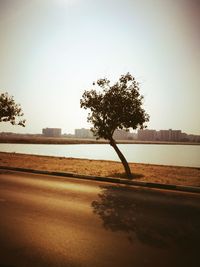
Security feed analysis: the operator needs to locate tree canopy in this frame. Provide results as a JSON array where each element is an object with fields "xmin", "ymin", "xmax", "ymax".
[
  {"xmin": 81, "ymin": 73, "xmax": 149, "ymax": 140},
  {"xmin": 0, "ymin": 92, "xmax": 26, "ymax": 127},
  {"xmin": 80, "ymin": 73, "xmax": 149, "ymax": 179}
]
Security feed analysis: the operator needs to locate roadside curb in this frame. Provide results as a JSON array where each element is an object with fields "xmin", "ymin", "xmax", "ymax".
[{"xmin": 1, "ymin": 166, "xmax": 200, "ymax": 194}]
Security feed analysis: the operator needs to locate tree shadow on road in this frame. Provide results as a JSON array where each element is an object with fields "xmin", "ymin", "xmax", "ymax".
[{"xmin": 91, "ymin": 185, "xmax": 200, "ymax": 249}]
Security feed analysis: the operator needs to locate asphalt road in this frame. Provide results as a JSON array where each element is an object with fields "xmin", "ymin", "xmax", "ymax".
[{"xmin": 0, "ymin": 170, "xmax": 200, "ymax": 267}]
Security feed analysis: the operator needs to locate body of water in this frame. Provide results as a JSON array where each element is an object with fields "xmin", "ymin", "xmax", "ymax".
[{"xmin": 0, "ymin": 143, "xmax": 200, "ymax": 168}]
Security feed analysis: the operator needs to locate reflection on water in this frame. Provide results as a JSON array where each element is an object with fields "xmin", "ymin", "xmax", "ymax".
[
  {"xmin": 92, "ymin": 185, "xmax": 200, "ymax": 251},
  {"xmin": 0, "ymin": 143, "xmax": 200, "ymax": 167}
]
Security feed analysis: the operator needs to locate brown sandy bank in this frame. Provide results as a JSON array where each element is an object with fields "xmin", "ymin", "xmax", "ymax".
[
  {"xmin": 0, "ymin": 152, "xmax": 200, "ymax": 187},
  {"xmin": 0, "ymin": 136, "xmax": 199, "ymax": 145}
]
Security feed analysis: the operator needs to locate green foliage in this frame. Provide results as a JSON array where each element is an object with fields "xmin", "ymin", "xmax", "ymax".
[
  {"xmin": 0, "ymin": 92, "xmax": 26, "ymax": 127},
  {"xmin": 80, "ymin": 73, "xmax": 149, "ymax": 140}
]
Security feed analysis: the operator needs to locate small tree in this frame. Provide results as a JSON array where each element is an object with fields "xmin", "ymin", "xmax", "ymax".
[
  {"xmin": 0, "ymin": 92, "xmax": 26, "ymax": 127},
  {"xmin": 80, "ymin": 73, "xmax": 149, "ymax": 179}
]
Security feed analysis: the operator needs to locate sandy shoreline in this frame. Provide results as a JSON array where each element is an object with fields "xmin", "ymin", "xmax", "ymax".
[{"xmin": 0, "ymin": 152, "xmax": 199, "ymax": 187}]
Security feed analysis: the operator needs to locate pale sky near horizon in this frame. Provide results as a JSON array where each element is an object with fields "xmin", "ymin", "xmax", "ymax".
[{"xmin": 0, "ymin": 0, "xmax": 199, "ymax": 135}]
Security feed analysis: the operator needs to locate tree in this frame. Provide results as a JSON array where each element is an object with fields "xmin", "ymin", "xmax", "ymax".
[
  {"xmin": 80, "ymin": 73, "xmax": 149, "ymax": 179},
  {"xmin": 0, "ymin": 92, "xmax": 26, "ymax": 127}
]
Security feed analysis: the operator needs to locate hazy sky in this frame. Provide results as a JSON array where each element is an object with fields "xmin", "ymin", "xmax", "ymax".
[{"xmin": 0, "ymin": 0, "xmax": 199, "ymax": 134}]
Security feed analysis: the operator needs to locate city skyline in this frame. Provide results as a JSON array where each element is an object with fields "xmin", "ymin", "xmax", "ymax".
[
  {"xmin": 0, "ymin": 0, "xmax": 200, "ymax": 135},
  {"xmin": 1, "ymin": 126, "xmax": 199, "ymax": 139}
]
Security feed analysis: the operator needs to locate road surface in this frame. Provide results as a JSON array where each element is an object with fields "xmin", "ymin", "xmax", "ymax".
[{"xmin": 0, "ymin": 169, "xmax": 200, "ymax": 267}]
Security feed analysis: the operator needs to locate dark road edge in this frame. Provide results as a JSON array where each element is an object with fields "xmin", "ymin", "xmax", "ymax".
[{"xmin": 0, "ymin": 166, "xmax": 200, "ymax": 194}]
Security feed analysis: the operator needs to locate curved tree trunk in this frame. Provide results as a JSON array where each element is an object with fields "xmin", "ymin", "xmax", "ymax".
[{"xmin": 109, "ymin": 137, "xmax": 132, "ymax": 179}]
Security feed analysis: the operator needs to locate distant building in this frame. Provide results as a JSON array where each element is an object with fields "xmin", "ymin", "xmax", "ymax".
[
  {"xmin": 42, "ymin": 128, "xmax": 61, "ymax": 137},
  {"xmin": 138, "ymin": 129, "xmax": 157, "ymax": 141},
  {"xmin": 158, "ymin": 130, "xmax": 170, "ymax": 141},
  {"xmin": 74, "ymin": 128, "xmax": 94, "ymax": 138},
  {"xmin": 169, "ymin": 130, "xmax": 182, "ymax": 142},
  {"xmin": 138, "ymin": 129, "xmax": 182, "ymax": 142},
  {"xmin": 113, "ymin": 129, "xmax": 132, "ymax": 140},
  {"xmin": 181, "ymin": 132, "xmax": 189, "ymax": 141},
  {"xmin": 159, "ymin": 129, "xmax": 182, "ymax": 142},
  {"xmin": 187, "ymin": 134, "xmax": 200, "ymax": 143}
]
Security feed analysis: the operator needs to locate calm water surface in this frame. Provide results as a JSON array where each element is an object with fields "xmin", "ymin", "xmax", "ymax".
[{"xmin": 0, "ymin": 143, "xmax": 200, "ymax": 168}]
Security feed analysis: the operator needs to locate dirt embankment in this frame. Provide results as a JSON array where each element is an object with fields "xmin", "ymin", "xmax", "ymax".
[
  {"xmin": 0, "ymin": 152, "xmax": 200, "ymax": 187},
  {"xmin": 0, "ymin": 136, "xmax": 199, "ymax": 145}
]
